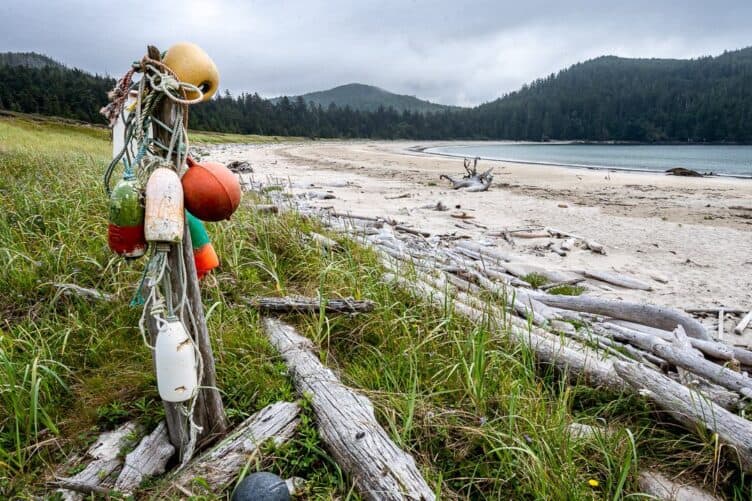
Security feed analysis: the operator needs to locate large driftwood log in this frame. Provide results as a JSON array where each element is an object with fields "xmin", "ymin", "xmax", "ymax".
[
  {"xmin": 249, "ymin": 296, "xmax": 375, "ymax": 314},
  {"xmin": 56, "ymin": 421, "xmax": 144, "ymax": 499},
  {"xmin": 114, "ymin": 421, "xmax": 175, "ymax": 493},
  {"xmin": 637, "ymin": 471, "xmax": 721, "ymax": 501},
  {"xmin": 614, "ymin": 361, "xmax": 752, "ymax": 472},
  {"xmin": 528, "ymin": 293, "xmax": 711, "ymax": 340},
  {"xmin": 171, "ymin": 401, "xmax": 301, "ymax": 493},
  {"xmin": 263, "ymin": 318, "xmax": 436, "ymax": 501}
]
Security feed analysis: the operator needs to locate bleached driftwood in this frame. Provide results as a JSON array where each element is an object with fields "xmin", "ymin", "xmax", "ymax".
[
  {"xmin": 583, "ymin": 270, "xmax": 653, "ymax": 291},
  {"xmin": 651, "ymin": 339, "xmax": 752, "ymax": 399},
  {"xmin": 263, "ymin": 318, "xmax": 435, "ymax": 501},
  {"xmin": 638, "ymin": 471, "xmax": 721, "ymax": 501},
  {"xmin": 439, "ymin": 157, "xmax": 493, "ymax": 192},
  {"xmin": 547, "ymin": 228, "xmax": 606, "ymax": 254},
  {"xmin": 605, "ymin": 320, "xmax": 752, "ymax": 365},
  {"xmin": 614, "ymin": 361, "xmax": 752, "ymax": 472},
  {"xmin": 171, "ymin": 401, "xmax": 301, "ymax": 493},
  {"xmin": 53, "ymin": 283, "xmax": 114, "ymax": 302},
  {"xmin": 56, "ymin": 421, "xmax": 144, "ymax": 499},
  {"xmin": 735, "ymin": 310, "xmax": 752, "ymax": 335},
  {"xmin": 249, "ymin": 296, "xmax": 375, "ymax": 314},
  {"xmin": 114, "ymin": 421, "xmax": 174, "ymax": 493},
  {"xmin": 528, "ymin": 293, "xmax": 711, "ymax": 340},
  {"xmin": 309, "ymin": 231, "xmax": 341, "ymax": 251},
  {"xmin": 394, "ymin": 225, "xmax": 431, "ymax": 238}
]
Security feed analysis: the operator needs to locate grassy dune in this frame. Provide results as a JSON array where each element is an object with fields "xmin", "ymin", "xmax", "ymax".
[{"xmin": 0, "ymin": 115, "xmax": 747, "ymax": 499}]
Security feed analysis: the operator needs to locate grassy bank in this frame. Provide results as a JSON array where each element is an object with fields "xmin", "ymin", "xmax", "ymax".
[{"xmin": 0, "ymin": 116, "xmax": 748, "ymax": 499}]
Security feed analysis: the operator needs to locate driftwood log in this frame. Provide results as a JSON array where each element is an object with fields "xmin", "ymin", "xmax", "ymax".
[
  {"xmin": 615, "ymin": 362, "xmax": 752, "ymax": 472},
  {"xmin": 263, "ymin": 318, "xmax": 436, "ymax": 501},
  {"xmin": 114, "ymin": 421, "xmax": 175, "ymax": 493},
  {"xmin": 55, "ymin": 421, "xmax": 144, "ymax": 499},
  {"xmin": 638, "ymin": 471, "xmax": 721, "ymax": 500},
  {"xmin": 527, "ymin": 293, "xmax": 711, "ymax": 341},
  {"xmin": 249, "ymin": 296, "xmax": 375, "ymax": 314},
  {"xmin": 171, "ymin": 401, "xmax": 301, "ymax": 494},
  {"xmin": 439, "ymin": 157, "xmax": 493, "ymax": 192}
]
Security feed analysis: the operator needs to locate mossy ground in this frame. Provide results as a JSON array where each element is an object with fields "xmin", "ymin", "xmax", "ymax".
[{"xmin": 1, "ymin": 115, "xmax": 749, "ymax": 499}]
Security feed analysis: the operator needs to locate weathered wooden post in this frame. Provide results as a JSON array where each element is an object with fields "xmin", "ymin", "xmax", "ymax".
[
  {"xmin": 147, "ymin": 45, "xmax": 227, "ymax": 457},
  {"xmin": 104, "ymin": 44, "xmax": 228, "ymax": 462}
]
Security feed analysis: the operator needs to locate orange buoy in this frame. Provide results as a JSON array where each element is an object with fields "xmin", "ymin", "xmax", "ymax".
[{"xmin": 182, "ymin": 157, "xmax": 241, "ymax": 222}]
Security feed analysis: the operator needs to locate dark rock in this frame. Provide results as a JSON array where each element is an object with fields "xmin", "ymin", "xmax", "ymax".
[{"xmin": 232, "ymin": 472, "xmax": 290, "ymax": 501}]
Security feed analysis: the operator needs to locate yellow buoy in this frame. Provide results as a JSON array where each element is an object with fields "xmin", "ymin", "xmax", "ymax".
[{"xmin": 163, "ymin": 42, "xmax": 219, "ymax": 102}]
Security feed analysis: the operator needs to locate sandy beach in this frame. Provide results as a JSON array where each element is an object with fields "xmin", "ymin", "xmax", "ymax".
[{"xmin": 210, "ymin": 140, "xmax": 752, "ymax": 342}]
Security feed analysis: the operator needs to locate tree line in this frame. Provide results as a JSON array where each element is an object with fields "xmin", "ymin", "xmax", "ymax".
[{"xmin": 1, "ymin": 47, "xmax": 751, "ymax": 142}]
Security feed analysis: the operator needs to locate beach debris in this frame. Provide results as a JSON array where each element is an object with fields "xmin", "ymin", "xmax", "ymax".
[
  {"xmin": 53, "ymin": 283, "xmax": 114, "ymax": 302},
  {"xmin": 226, "ymin": 160, "xmax": 253, "ymax": 173},
  {"xmin": 439, "ymin": 157, "xmax": 493, "ymax": 191},
  {"xmin": 735, "ymin": 310, "xmax": 752, "ymax": 335},
  {"xmin": 301, "ymin": 190, "xmax": 336, "ymax": 200},
  {"xmin": 384, "ymin": 192, "xmax": 411, "ymax": 199},
  {"xmin": 417, "ymin": 200, "xmax": 449, "ymax": 211},
  {"xmin": 666, "ymin": 167, "xmax": 704, "ymax": 177}
]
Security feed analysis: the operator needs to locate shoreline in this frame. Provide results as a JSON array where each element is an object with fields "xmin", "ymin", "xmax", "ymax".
[
  {"xmin": 417, "ymin": 144, "xmax": 752, "ymax": 180},
  {"xmin": 210, "ymin": 140, "xmax": 752, "ymax": 330}
]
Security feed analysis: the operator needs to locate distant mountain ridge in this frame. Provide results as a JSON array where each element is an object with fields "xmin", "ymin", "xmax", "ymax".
[
  {"xmin": 1, "ymin": 48, "xmax": 751, "ymax": 141},
  {"xmin": 274, "ymin": 83, "xmax": 455, "ymax": 113},
  {"xmin": 0, "ymin": 52, "xmax": 63, "ymax": 69}
]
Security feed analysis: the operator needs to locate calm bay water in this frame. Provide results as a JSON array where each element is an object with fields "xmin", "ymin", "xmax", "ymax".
[{"xmin": 426, "ymin": 143, "xmax": 752, "ymax": 178}]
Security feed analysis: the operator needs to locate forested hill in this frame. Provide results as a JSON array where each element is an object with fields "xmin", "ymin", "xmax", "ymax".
[
  {"xmin": 274, "ymin": 83, "xmax": 453, "ymax": 113},
  {"xmin": 0, "ymin": 52, "xmax": 63, "ymax": 69},
  {"xmin": 473, "ymin": 47, "xmax": 752, "ymax": 142},
  {"xmin": 1, "ymin": 48, "xmax": 751, "ymax": 141}
]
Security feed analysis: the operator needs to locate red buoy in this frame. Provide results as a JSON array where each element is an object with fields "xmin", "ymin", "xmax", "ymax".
[{"xmin": 182, "ymin": 157, "xmax": 241, "ymax": 222}]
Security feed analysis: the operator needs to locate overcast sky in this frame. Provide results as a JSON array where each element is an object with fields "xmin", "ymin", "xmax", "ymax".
[{"xmin": 3, "ymin": 1, "xmax": 751, "ymax": 106}]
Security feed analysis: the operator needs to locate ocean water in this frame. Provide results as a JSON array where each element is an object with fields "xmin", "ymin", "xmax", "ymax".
[{"xmin": 426, "ymin": 143, "xmax": 752, "ymax": 178}]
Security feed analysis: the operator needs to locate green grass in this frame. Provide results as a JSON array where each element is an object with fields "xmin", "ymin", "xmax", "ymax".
[
  {"xmin": 548, "ymin": 284, "xmax": 586, "ymax": 296},
  {"xmin": 522, "ymin": 272, "xmax": 549, "ymax": 289},
  {"xmin": 189, "ymin": 129, "xmax": 305, "ymax": 145},
  {"xmin": 0, "ymin": 115, "xmax": 749, "ymax": 499}
]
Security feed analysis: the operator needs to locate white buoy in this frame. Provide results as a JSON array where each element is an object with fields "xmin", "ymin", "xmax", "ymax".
[
  {"xmin": 155, "ymin": 318, "xmax": 197, "ymax": 402},
  {"xmin": 144, "ymin": 167, "xmax": 184, "ymax": 243}
]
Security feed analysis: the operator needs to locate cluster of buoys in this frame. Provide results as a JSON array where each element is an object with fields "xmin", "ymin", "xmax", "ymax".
[{"xmin": 107, "ymin": 42, "xmax": 241, "ymax": 282}]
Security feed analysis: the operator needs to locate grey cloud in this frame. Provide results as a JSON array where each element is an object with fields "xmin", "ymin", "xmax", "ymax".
[{"xmin": 2, "ymin": 0, "xmax": 751, "ymax": 106}]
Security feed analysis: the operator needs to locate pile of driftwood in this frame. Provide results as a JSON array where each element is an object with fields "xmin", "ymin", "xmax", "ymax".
[
  {"xmin": 53, "ymin": 318, "xmax": 434, "ymax": 500},
  {"xmin": 246, "ymin": 174, "xmax": 752, "ymax": 481}
]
